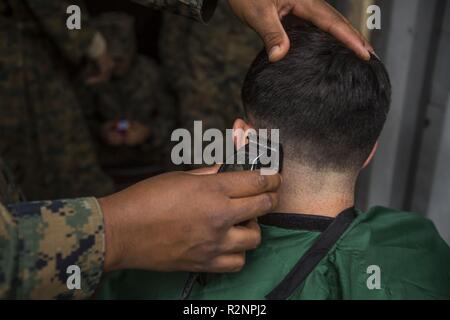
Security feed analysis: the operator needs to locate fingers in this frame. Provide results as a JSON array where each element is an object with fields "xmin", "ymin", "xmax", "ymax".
[
  {"xmin": 208, "ymin": 253, "xmax": 246, "ymax": 273},
  {"xmin": 213, "ymin": 170, "xmax": 282, "ymax": 198},
  {"xmin": 292, "ymin": 0, "xmax": 371, "ymax": 60},
  {"xmin": 209, "ymin": 220, "xmax": 261, "ymax": 272},
  {"xmin": 229, "ymin": 192, "xmax": 278, "ymax": 223},
  {"xmin": 188, "ymin": 164, "xmax": 221, "ymax": 175},
  {"xmin": 220, "ymin": 220, "xmax": 262, "ymax": 253},
  {"xmin": 244, "ymin": 4, "xmax": 290, "ymax": 62},
  {"xmin": 229, "ymin": 0, "xmax": 373, "ymax": 61}
]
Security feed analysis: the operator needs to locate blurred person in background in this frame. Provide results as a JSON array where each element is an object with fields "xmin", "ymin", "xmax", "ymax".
[
  {"xmin": 80, "ymin": 12, "xmax": 175, "ymax": 171},
  {"xmin": 0, "ymin": 0, "xmax": 115, "ymax": 200}
]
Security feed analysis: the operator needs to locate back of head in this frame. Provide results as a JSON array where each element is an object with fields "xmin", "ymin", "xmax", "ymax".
[{"xmin": 242, "ymin": 23, "xmax": 391, "ymax": 172}]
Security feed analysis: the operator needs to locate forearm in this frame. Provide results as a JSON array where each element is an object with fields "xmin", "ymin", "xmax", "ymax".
[
  {"xmin": 132, "ymin": 0, "xmax": 218, "ymax": 22},
  {"xmin": 0, "ymin": 198, "xmax": 104, "ymax": 299}
]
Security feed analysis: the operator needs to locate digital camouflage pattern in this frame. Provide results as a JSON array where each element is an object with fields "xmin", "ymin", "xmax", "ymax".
[
  {"xmin": 0, "ymin": 0, "xmax": 114, "ymax": 200},
  {"xmin": 0, "ymin": 159, "xmax": 104, "ymax": 299},
  {"xmin": 0, "ymin": 155, "xmax": 105, "ymax": 299},
  {"xmin": 160, "ymin": 0, "xmax": 262, "ymax": 133},
  {"xmin": 0, "ymin": 197, "xmax": 104, "ymax": 299},
  {"xmin": 133, "ymin": 0, "xmax": 217, "ymax": 23}
]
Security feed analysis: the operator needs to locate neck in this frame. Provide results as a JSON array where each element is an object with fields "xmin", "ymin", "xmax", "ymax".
[{"xmin": 275, "ymin": 161, "xmax": 357, "ymax": 218}]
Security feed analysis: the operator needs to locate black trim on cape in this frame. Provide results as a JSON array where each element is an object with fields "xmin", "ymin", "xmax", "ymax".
[
  {"xmin": 258, "ymin": 212, "xmax": 334, "ymax": 232},
  {"xmin": 265, "ymin": 207, "xmax": 357, "ymax": 300}
]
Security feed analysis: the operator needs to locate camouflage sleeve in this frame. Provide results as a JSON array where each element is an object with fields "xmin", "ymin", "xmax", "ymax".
[
  {"xmin": 132, "ymin": 0, "xmax": 218, "ymax": 22},
  {"xmin": 0, "ymin": 198, "xmax": 104, "ymax": 299},
  {"xmin": 24, "ymin": 0, "xmax": 99, "ymax": 64}
]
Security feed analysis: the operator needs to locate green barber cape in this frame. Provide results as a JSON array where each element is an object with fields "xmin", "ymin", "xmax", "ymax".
[{"xmin": 97, "ymin": 207, "xmax": 450, "ymax": 300}]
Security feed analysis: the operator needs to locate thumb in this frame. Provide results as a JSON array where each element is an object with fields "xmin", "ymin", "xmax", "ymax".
[
  {"xmin": 247, "ymin": 6, "xmax": 290, "ymax": 62},
  {"xmin": 188, "ymin": 164, "xmax": 221, "ymax": 175}
]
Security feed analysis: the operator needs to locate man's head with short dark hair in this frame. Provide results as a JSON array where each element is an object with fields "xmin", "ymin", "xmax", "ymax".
[{"xmin": 241, "ymin": 23, "xmax": 391, "ymax": 173}]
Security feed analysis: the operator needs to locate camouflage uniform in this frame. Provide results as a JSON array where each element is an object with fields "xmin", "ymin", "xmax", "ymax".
[
  {"xmin": 0, "ymin": 0, "xmax": 114, "ymax": 200},
  {"xmin": 0, "ymin": 158, "xmax": 104, "ymax": 299},
  {"xmin": 160, "ymin": 0, "xmax": 262, "ymax": 132},
  {"xmin": 0, "ymin": 0, "xmax": 215, "ymax": 299}
]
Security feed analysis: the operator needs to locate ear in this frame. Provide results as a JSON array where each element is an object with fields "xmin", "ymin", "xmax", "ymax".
[
  {"xmin": 232, "ymin": 118, "xmax": 254, "ymax": 150},
  {"xmin": 363, "ymin": 142, "xmax": 379, "ymax": 169}
]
